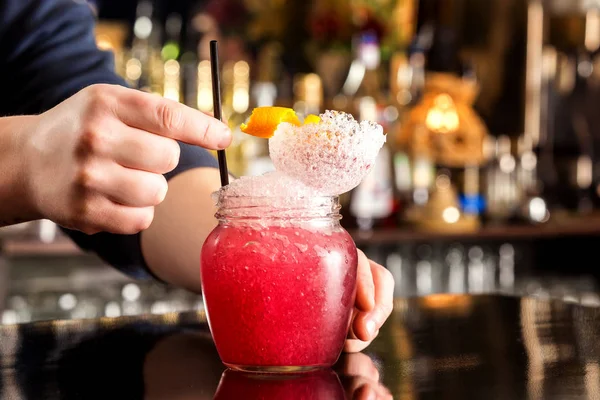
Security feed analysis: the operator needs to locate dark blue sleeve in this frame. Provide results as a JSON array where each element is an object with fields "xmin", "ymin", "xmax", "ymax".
[{"xmin": 0, "ymin": 0, "xmax": 219, "ymax": 279}]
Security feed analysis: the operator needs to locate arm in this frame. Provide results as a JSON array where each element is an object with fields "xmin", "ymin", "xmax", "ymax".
[
  {"xmin": 0, "ymin": 0, "xmax": 228, "ymax": 283},
  {"xmin": 141, "ymin": 168, "xmax": 222, "ymax": 292},
  {"xmin": 0, "ymin": 117, "xmax": 40, "ymax": 227}
]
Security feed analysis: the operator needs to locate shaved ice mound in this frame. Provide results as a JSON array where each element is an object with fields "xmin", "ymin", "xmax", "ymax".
[
  {"xmin": 217, "ymin": 171, "xmax": 320, "ymax": 199},
  {"xmin": 268, "ymin": 110, "xmax": 386, "ymax": 196}
]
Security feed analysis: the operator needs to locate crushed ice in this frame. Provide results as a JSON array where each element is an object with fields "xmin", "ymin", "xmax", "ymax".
[{"xmin": 220, "ymin": 110, "xmax": 385, "ymax": 199}]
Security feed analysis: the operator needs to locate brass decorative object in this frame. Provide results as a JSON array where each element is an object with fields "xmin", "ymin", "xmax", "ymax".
[{"xmin": 398, "ymin": 72, "xmax": 489, "ymax": 168}]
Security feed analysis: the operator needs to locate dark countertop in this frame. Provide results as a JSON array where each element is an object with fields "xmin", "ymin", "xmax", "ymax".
[{"xmin": 0, "ymin": 294, "xmax": 599, "ymax": 399}]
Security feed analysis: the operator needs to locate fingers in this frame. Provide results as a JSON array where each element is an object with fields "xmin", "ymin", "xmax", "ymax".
[
  {"xmin": 73, "ymin": 195, "xmax": 155, "ymax": 235},
  {"xmin": 339, "ymin": 352, "xmax": 380, "ymax": 382},
  {"xmin": 99, "ymin": 203, "xmax": 155, "ymax": 235},
  {"xmin": 345, "ymin": 309, "xmax": 376, "ymax": 353},
  {"xmin": 113, "ymin": 87, "xmax": 232, "ymax": 149},
  {"xmin": 346, "ymin": 258, "xmax": 395, "ymax": 352},
  {"xmin": 70, "ymin": 156, "xmax": 167, "ymax": 234},
  {"xmin": 352, "ymin": 312, "xmax": 377, "ymax": 343},
  {"xmin": 366, "ymin": 261, "xmax": 395, "ymax": 333},
  {"xmin": 355, "ymin": 249, "xmax": 375, "ymax": 312},
  {"xmin": 344, "ymin": 334, "xmax": 374, "ymax": 353},
  {"xmin": 110, "ymin": 126, "xmax": 181, "ymax": 174},
  {"xmin": 80, "ymin": 160, "xmax": 168, "ymax": 207},
  {"xmin": 336, "ymin": 353, "xmax": 392, "ymax": 400},
  {"xmin": 348, "ymin": 379, "xmax": 393, "ymax": 400}
]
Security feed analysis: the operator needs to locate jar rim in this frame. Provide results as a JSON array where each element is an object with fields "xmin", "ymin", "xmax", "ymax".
[
  {"xmin": 214, "ymin": 192, "xmax": 341, "ymax": 222},
  {"xmin": 213, "ymin": 190, "xmax": 338, "ymax": 201}
]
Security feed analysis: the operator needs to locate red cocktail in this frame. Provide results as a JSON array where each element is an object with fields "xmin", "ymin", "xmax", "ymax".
[{"xmin": 201, "ymin": 194, "xmax": 357, "ymax": 372}]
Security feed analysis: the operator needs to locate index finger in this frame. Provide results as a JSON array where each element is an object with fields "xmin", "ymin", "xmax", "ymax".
[{"xmin": 114, "ymin": 88, "xmax": 232, "ymax": 149}]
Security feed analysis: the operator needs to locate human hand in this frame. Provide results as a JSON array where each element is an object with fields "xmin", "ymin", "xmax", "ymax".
[
  {"xmin": 22, "ymin": 84, "xmax": 231, "ymax": 234},
  {"xmin": 336, "ymin": 352, "xmax": 393, "ymax": 400},
  {"xmin": 345, "ymin": 250, "xmax": 394, "ymax": 353}
]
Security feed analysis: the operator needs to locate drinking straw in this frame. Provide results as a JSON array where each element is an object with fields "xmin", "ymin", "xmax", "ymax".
[{"xmin": 209, "ymin": 40, "xmax": 229, "ymax": 187}]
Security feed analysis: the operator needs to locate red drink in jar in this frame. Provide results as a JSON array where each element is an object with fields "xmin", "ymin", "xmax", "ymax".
[{"xmin": 201, "ymin": 194, "xmax": 357, "ymax": 372}]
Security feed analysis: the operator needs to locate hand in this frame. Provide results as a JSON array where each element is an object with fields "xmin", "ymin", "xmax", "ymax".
[
  {"xmin": 345, "ymin": 249, "xmax": 394, "ymax": 353},
  {"xmin": 22, "ymin": 84, "xmax": 231, "ymax": 234},
  {"xmin": 336, "ymin": 352, "xmax": 393, "ymax": 400}
]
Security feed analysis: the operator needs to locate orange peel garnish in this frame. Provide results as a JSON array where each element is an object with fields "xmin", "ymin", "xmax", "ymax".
[
  {"xmin": 304, "ymin": 114, "xmax": 321, "ymax": 124},
  {"xmin": 240, "ymin": 107, "xmax": 301, "ymax": 138}
]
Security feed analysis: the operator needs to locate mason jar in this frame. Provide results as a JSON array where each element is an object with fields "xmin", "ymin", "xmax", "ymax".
[{"xmin": 201, "ymin": 193, "xmax": 358, "ymax": 373}]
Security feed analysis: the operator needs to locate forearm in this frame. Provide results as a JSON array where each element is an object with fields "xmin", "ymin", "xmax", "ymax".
[
  {"xmin": 140, "ymin": 167, "xmax": 224, "ymax": 293},
  {"xmin": 0, "ymin": 116, "xmax": 40, "ymax": 226}
]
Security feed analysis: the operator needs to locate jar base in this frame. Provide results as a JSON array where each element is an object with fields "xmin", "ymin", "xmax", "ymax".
[{"xmin": 224, "ymin": 363, "xmax": 329, "ymax": 374}]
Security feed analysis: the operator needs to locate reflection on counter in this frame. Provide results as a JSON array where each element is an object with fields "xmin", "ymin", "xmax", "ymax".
[{"xmin": 0, "ymin": 311, "xmax": 391, "ymax": 399}]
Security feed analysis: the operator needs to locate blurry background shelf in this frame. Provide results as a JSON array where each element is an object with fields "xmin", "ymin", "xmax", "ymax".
[
  {"xmin": 0, "ymin": 238, "xmax": 83, "ymax": 257},
  {"xmin": 2, "ymin": 213, "xmax": 600, "ymax": 258},
  {"xmin": 351, "ymin": 213, "xmax": 600, "ymax": 245}
]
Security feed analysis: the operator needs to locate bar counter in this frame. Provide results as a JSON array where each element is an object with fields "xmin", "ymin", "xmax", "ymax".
[{"xmin": 0, "ymin": 294, "xmax": 598, "ymax": 399}]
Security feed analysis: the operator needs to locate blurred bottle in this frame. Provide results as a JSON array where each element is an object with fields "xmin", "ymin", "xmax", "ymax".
[
  {"xmin": 347, "ymin": 97, "xmax": 396, "ymax": 231},
  {"xmin": 467, "ymin": 246, "xmax": 485, "ymax": 293},
  {"xmin": 161, "ymin": 14, "xmax": 182, "ymax": 102},
  {"xmin": 125, "ymin": 1, "xmax": 163, "ymax": 94},
  {"xmin": 180, "ymin": 13, "xmax": 201, "ymax": 108},
  {"xmin": 240, "ymin": 43, "xmax": 285, "ymax": 177},
  {"xmin": 386, "ymin": 252, "xmax": 404, "ymax": 297},
  {"xmin": 342, "ymin": 32, "xmax": 398, "ymax": 231},
  {"xmin": 485, "ymin": 136, "xmax": 518, "ymax": 222},
  {"xmin": 197, "ymin": 59, "xmax": 213, "ymax": 113},
  {"xmin": 446, "ymin": 245, "xmax": 466, "ymax": 293},
  {"xmin": 410, "ymin": 125, "xmax": 436, "ymax": 209},
  {"xmin": 161, "ymin": 13, "xmax": 181, "ymax": 62},
  {"xmin": 498, "ymin": 243, "xmax": 515, "ymax": 293},
  {"xmin": 121, "ymin": 283, "xmax": 144, "ymax": 316},
  {"xmin": 389, "ymin": 47, "xmax": 427, "ymax": 222},
  {"xmin": 459, "ymin": 165, "xmax": 485, "ymax": 217},
  {"xmin": 516, "ymin": 136, "xmax": 540, "ymax": 200},
  {"xmin": 222, "ymin": 60, "xmax": 253, "ymax": 177},
  {"xmin": 294, "ymin": 73, "xmax": 323, "ymax": 118},
  {"xmin": 415, "ymin": 244, "xmax": 433, "ymax": 296},
  {"xmin": 339, "ymin": 32, "xmax": 386, "ymax": 116}
]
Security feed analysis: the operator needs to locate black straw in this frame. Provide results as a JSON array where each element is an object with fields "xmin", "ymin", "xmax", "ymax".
[{"xmin": 209, "ymin": 40, "xmax": 229, "ymax": 187}]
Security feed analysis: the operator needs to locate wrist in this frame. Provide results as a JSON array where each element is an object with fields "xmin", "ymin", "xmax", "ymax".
[{"xmin": 0, "ymin": 116, "xmax": 43, "ymax": 226}]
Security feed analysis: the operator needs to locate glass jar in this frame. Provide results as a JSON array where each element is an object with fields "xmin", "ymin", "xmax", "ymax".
[{"xmin": 201, "ymin": 193, "xmax": 358, "ymax": 373}]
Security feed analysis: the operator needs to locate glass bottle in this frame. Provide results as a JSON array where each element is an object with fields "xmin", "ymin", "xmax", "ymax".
[
  {"xmin": 124, "ymin": 0, "xmax": 162, "ymax": 94},
  {"xmin": 348, "ymin": 97, "xmax": 396, "ymax": 231},
  {"xmin": 161, "ymin": 13, "xmax": 182, "ymax": 102},
  {"xmin": 485, "ymin": 136, "xmax": 518, "ymax": 222},
  {"xmin": 459, "ymin": 165, "xmax": 485, "ymax": 217}
]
